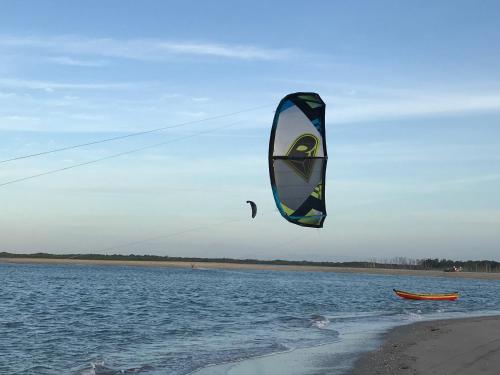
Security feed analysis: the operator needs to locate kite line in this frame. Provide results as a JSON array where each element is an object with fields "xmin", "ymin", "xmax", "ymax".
[
  {"xmin": 0, "ymin": 121, "xmax": 242, "ymax": 188},
  {"xmin": 0, "ymin": 104, "xmax": 272, "ymax": 164}
]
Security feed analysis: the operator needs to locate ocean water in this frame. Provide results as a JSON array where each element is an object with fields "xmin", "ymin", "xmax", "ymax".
[{"xmin": 1, "ymin": 263, "xmax": 500, "ymax": 375}]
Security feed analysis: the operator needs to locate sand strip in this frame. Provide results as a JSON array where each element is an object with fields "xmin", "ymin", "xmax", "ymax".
[
  {"xmin": 351, "ymin": 315, "xmax": 500, "ymax": 375},
  {"xmin": 1, "ymin": 257, "xmax": 500, "ymax": 280}
]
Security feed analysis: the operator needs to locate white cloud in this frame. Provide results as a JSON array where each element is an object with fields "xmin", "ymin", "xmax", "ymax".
[
  {"xmin": 45, "ymin": 56, "xmax": 109, "ymax": 67},
  {"xmin": 330, "ymin": 173, "xmax": 500, "ymax": 201},
  {"xmin": 0, "ymin": 35, "xmax": 292, "ymax": 61},
  {"xmin": 408, "ymin": 209, "xmax": 500, "ymax": 224},
  {"xmin": 0, "ymin": 78, "xmax": 138, "ymax": 91},
  {"xmin": 275, "ymin": 80, "xmax": 500, "ymax": 123},
  {"xmin": 333, "ymin": 143, "xmax": 500, "ymax": 163},
  {"xmin": 0, "ymin": 115, "xmax": 41, "ymax": 130},
  {"xmin": 327, "ymin": 91, "xmax": 500, "ymax": 124},
  {"xmin": 192, "ymin": 97, "xmax": 211, "ymax": 102},
  {"xmin": 428, "ymin": 174, "xmax": 500, "ymax": 191},
  {"xmin": 0, "ymin": 90, "xmax": 16, "ymax": 98}
]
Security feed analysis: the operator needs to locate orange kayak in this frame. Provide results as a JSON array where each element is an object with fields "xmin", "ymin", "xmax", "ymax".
[{"xmin": 393, "ymin": 289, "xmax": 459, "ymax": 301}]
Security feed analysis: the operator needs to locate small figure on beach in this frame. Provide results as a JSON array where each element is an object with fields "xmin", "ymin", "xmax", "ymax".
[{"xmin": 444, "ymin": 266, "xmax": 463, "ymax": 272}]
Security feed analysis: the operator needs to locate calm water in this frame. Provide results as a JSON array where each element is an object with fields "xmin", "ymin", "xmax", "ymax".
[{"xmin": 1, "ymin": 263, "xmax": 500, "ymax": 375}]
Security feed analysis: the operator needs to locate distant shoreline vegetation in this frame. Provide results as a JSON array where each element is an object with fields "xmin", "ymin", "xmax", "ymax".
[{"xmin": 1, "ymin": 252, "xmax": 499, "ymax": 273}]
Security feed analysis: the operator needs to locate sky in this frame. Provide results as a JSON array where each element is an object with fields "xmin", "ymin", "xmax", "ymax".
[{"xmin": 1, "ymin": 0, "xmax": 500, "ymax": 261}]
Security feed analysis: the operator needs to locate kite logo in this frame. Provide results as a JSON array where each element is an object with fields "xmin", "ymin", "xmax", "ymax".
[
  {"xmin": 285, "ymin": 134, "xmax": 319, "ymax": 181},
  {"xmin": 286, "ymin": 134, "xmax": 319, "ymax": 158}
]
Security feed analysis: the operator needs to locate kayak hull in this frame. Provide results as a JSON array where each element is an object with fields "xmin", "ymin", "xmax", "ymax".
[{"xmin": 393, "ymin": 289, "xmax": 459, "ymax": 301}]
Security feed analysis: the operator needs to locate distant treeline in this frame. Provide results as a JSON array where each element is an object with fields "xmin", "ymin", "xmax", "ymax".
[
  {"xmin": 418, "ymin": 258, "xmax": 500, "ymax": 273},
  {"xmin": 1, "ymin": 252, "xmax": 500, "ymax": 273}
]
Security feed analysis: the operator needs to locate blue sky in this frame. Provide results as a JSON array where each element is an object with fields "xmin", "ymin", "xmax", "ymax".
[{"xmin": 1, "ymin": 1, "xmax": 500, "ymax": 261}]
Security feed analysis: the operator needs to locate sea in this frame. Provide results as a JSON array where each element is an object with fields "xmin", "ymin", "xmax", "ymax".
[{"xmin": 1, "ymin": 263, "xmax": 500, "ymax": 375}]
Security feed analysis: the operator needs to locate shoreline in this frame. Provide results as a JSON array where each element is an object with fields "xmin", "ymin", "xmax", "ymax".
[
  {"xmin": 190, "ymin": 314, "xmax": 500, "ymax": 375},
  {"xmin": 350, "ymin": 315, "xmax": 500, "ymax": 375},
  {"xmin": 2, "ymin": 257, "xmax": 500, "ymax": 280}
]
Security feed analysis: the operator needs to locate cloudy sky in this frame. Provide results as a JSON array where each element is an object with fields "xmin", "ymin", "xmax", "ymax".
[{"xmin": 1, "ymin": 1, "xmax": 499, "ymax": 261}]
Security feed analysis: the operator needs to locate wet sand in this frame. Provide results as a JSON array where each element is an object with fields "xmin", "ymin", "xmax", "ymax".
[
  {"xmin": 2, "ymin": 257, "xmax": 500, "ymax": 280},
  {"xmin": 351, "ymin": 315, "xmax": 500, "ymax": 375}
]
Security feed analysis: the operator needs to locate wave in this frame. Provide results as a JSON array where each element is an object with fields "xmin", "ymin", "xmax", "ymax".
[
  {"xmin": 310, "ymin": 314, "xmax": 330, "ymax": 328},
  {"xmin": 77, "ymin": 362, "xmax": 154, "ymax": 375},
  {"xmin": 18, "ymin": 365, "xmax": 54, "ymax": 375},
  {"xmin": 267, "ymin": 314, "xmax": 331, "ymax": 328},
  {"xmin": 1, "ymin": 320, "xmax": 24, "ymax": 328}
]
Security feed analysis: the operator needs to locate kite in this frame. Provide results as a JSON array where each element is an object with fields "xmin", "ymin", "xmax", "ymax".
[
  {"xmin": 268, "ymin": 92, "xmax": 327, "ymax": 228},
  {"xmin": 246, "ymin": 201, "xmax": 257, "ymax": 218}
]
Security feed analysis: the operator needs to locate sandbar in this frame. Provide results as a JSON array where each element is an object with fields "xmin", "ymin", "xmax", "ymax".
[
  {"xmin": 351, "ymin": 315, "xmax": 500, "ymax": 375},
  {"xmin": 1, "ymin": 257, "xmax": 500, "ymax": 280}
]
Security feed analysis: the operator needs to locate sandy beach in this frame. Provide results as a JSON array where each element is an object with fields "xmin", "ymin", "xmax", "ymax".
[
  {"xmin": 2, "ymin": 257, "xmax": 500, "ymax": 280},
  {"xmin": 351, "ymin": 315, "xmax": 500, "ymax": 375},
  {"xmin": 185, "ymin": 315, "xmax": 500, "ymax": 375}
]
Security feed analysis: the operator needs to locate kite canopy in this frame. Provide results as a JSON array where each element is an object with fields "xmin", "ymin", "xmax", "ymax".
[
  {"xmin": 269, "ymin": 93, "xmax": 327, "ymax": 228},
  {"xmin": 246, "ymin": 200, "xmax": 257, "ymax": 218}
]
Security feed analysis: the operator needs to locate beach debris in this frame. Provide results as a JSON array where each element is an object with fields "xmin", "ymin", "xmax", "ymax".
[
  {"xmin": 444, "ymin": 265, "xmax": 463, "ymax": 272},
  {"xmin": 269, "ymin": 92, "xmax": 327, "ymax": 228}
]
